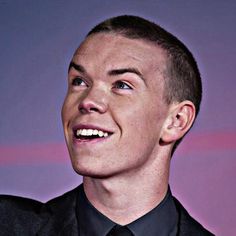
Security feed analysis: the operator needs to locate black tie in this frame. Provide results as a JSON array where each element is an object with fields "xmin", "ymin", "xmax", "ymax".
[{"xmin": 107, "ymin": 225, "xmax": 134, "ymax": 236}]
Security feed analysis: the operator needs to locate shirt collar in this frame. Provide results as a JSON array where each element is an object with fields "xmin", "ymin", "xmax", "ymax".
[
  {"xmin": 127, "ymin": 187, "xmax": 178, "ymax": 236},
  {"xmin": 76, "ymin": 184, "xmax": 178, "ymax": 236},
  {"xmin": 77, "ymin": 184, "xmax": 116, "ymax": 236}
]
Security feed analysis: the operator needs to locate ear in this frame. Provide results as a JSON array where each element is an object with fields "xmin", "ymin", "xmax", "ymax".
[{"xmin": 160, "ymin": 101, "xmax": 196, "ymax": 144}]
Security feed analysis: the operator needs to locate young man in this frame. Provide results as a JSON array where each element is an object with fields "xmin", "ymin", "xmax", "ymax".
[{"xmin": 0, "ymin": 15, "xmax": 214, "ymax": 235}]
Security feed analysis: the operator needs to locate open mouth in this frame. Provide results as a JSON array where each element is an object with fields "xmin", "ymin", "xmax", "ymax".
[{"xmin": 73, "ymin": 128, "xmax": 112, "ymax": 141}]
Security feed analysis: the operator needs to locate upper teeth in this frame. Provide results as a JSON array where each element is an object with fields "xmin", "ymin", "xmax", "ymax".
[{"xmin": 76, "ymin": 129, "xmax": 109, "ymax": 137}]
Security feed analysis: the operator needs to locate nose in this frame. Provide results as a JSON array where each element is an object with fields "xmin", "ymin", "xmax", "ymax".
[{"xmin": 78, "ymin": 87, "xmax": 108, "ymax": 114}]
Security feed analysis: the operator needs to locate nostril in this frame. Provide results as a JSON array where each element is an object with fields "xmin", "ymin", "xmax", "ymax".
[
  {"xmin": 79, "ymin": 105, "xmax": 100, "ymax": 114},
  {"xmin": 89, "ymin": 107, "xmax": 99, "ymax": 112},
  {"xmin": 79, "ymin": 107, "xmax": 86, "ymax": 114}
]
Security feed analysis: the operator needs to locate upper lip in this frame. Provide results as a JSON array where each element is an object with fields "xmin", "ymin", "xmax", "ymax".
[{"xmin": 72, "ymin": 124, "xmax": 114, "ymax": 134}]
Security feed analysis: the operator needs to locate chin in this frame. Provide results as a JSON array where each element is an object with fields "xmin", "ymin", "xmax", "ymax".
[
  {"xmin": 71, "ymin": 160, "xmax": 109, "ymax": 179},
  {"xmin": 72, "ymin": 161, "xmax": 129, "ymax": 180},
  {"xmin": 72, "ymin": 168, "xmax": 113, "ymax": 179}
]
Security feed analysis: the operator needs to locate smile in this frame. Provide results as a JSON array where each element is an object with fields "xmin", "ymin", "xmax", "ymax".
[
  {"xmin": 75, "ymin": 128, "xmax": 109, "ymax": 139},
  {"xmin": 74, "ymin": 128, "xmax": 112, "ymax": 140}
]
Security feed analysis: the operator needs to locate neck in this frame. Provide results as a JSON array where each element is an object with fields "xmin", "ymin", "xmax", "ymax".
[{"xmin": 83, "ymin": 155, "xmax": 170, "ymax": 225}]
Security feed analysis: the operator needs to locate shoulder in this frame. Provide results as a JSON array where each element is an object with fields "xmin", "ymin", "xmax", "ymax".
[
  {"xmin": 35, "ymin": 186, "xmax": 80, "ymax": 235},
  {"xmin": 0, "ymin": 186, "xmax": 80, "ymax": 235},
  {"xmin": 173, "ymin": 197, "xmax": 215, "ymax": 236},
  {"xmin": 45, "ymin": 185, "xmax": 78, "ymax": 210},
  {"xmin": 0, "ymin": 194, "xmax": 46, "ymax": 235}
]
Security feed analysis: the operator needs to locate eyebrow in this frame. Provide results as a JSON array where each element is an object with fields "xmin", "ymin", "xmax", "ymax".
[
  {"xmin": 108, "ymin": 68, "xmax": 146, "ymax": 83},
  {"xmin": 68, "ymin": 62, "xmax": 146, "ymax": 84},
  {"xmin": 68, "ymin": 62, "xmax": 86, "ymax": 74}
]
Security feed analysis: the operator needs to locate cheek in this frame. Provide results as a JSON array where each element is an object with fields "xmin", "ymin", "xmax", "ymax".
[
  {"xmin": 126, "ymin": 98, "xmax": 166, "ymax": 130},
  {"xmin": 121, "ymin": 100, "xmax": 167, "ymax": 152},
  {"xmin": 61, "ymin": 95, "xmax": 76, "ymax": 123},
  {"xmin": 61, "ymin": 100, "xmax": 69, "ymax": 125}
]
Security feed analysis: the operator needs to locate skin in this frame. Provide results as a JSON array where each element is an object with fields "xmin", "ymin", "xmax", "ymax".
[{"xmin": 62, "ymin": 33, "xmax": 195, "ymax": 224}]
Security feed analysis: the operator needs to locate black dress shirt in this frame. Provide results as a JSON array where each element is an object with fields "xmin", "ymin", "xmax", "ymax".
[{"xmin": 77, "ymin": 185, "xmax": 178, "ymax": 236}]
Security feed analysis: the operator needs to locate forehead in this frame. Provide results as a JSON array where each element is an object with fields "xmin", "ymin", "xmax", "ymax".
[{"xmin": 72, "ymin": 33, "xmax": 167, "ymax": 74}]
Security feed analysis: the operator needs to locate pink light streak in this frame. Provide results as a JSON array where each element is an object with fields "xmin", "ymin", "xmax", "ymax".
[{"xmin": 0, "ymin": 131, "xmax": 235, "ymax": 166}]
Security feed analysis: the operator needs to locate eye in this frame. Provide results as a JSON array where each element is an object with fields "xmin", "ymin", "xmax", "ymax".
[
  {"xmin": 71, "ymin": 77, "xmax": 87, "ymax": 87},
  {"xmin": 113, "ymin": 81, "xmax": 132, "ymax": 90}
]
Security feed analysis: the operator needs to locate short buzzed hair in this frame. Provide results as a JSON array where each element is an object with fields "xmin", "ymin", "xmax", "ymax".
[{"xmin": 87, "ymin": 15, "xmax": 202, "ymax": 151}]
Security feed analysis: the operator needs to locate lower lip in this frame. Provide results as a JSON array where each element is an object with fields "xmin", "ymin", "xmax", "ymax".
[{"xmin": 72, "ymin": 135, "xmax": 110, "ymax": 145}]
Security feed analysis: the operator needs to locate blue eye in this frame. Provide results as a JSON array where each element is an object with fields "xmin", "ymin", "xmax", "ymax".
[
  {"xmin": 114, "ymin": 81, "xmax": 132, "ymax": 90},
  {"xmin": 72, "ymin": 77, "xmax": 87, "ymax": 86}
]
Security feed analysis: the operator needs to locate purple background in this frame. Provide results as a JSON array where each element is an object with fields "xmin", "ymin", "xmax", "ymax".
[{"xmin": 0, "ymin": 1, "xmax": 236, "ymax": 235}]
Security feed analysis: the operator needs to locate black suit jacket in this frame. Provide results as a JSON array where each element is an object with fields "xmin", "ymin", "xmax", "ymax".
[{"xmin": 0, "ymin": 186, "xmax": 214, "ymax": 236}]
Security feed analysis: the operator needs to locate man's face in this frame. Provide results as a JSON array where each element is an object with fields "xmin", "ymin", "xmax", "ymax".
[{"xmin": 62, "ymin": 33, "xmax": 171, "ymax": 178}]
